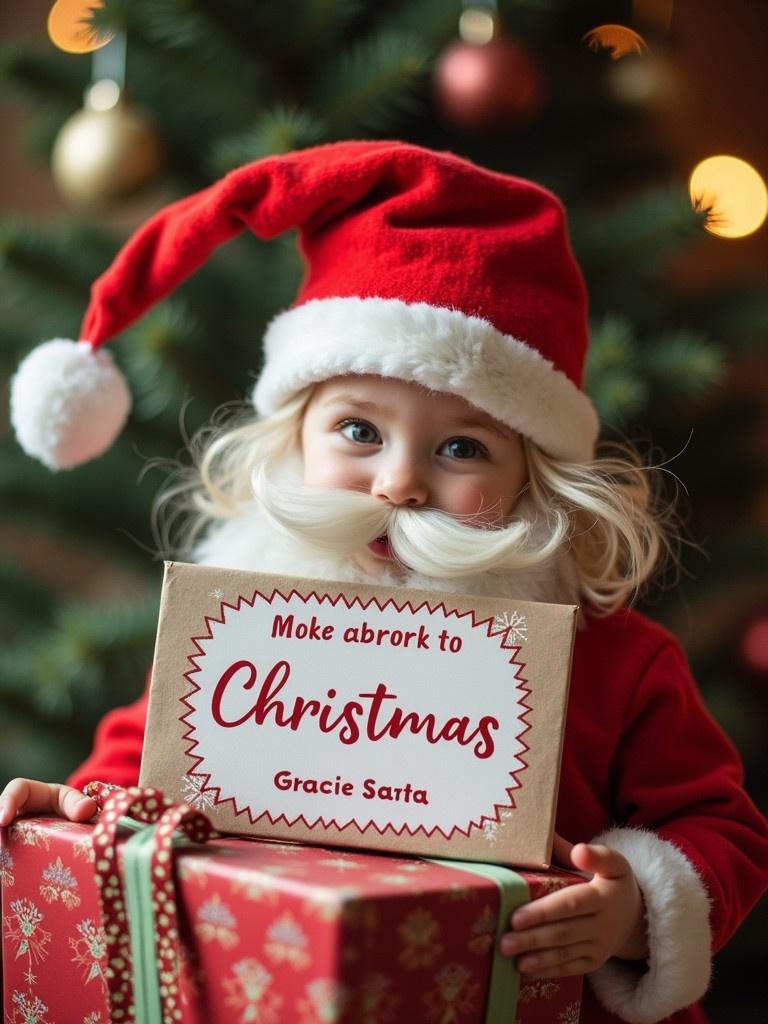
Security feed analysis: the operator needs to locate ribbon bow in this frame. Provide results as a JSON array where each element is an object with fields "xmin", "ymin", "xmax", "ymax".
[{"xmin": 86, "ymin": 783, "xmax": 213, "ymax": 1024}]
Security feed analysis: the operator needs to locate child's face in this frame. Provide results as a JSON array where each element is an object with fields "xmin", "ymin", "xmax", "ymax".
[{"xmin": 300, "ymin": 375, "xmax": 528, "ymax": 577}]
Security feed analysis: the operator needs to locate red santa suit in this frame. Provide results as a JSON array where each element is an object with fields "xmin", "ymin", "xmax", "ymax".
[
  {"xmin": 66, "ymin": 511, "xmax": 768, "ymax": 1024},
  {"xmin": 11, "ymin": 139, "xmax": 766, "ymax": 1024}
]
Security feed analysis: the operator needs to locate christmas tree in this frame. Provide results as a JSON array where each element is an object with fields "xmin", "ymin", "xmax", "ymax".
[{"xmin": 1, "ymin": 1, "xmax": 766, "ymax": 1017}]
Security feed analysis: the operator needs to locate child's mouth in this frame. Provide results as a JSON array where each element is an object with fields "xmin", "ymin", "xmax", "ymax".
[{"xmin": 367, "ymin": 533, "xmax": 392, "ymax": 559}]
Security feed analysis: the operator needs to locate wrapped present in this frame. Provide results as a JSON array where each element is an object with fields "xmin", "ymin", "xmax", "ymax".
[{"xmin": 2, "ymin": 791, "xmax": 583, "ymax": 1024}]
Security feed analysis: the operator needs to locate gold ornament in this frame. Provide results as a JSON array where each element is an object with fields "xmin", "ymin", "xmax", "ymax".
[{"xmin": 51, "ymin": 79, "xmax": 163, "ymax": 206}]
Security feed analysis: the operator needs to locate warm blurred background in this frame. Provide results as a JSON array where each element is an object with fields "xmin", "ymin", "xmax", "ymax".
[{"xmin": 1, "ymin": 1, "xmax": 766, "ymax": 1019}]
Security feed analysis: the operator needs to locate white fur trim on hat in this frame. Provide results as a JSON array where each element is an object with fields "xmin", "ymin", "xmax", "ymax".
[
  {"xmin": 254, "ymin": 297, "xmax": 599, "ymax": 462},
  {"xmin": 587, "ymin": 827, "xmax": 712, "ymax": 1023},
  {"xmin": 10, "ymin": 339, "xmax": 132, "ymax": 471}
]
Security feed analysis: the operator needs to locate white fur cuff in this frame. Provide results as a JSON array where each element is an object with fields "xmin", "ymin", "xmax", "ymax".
[
  {"xmin": 588, "ymin": 827, "xmax": 712, "ymax": 1023},
  {"xmin": 255, "ymin": 297, "xmax": 599, "ymax": 462}
]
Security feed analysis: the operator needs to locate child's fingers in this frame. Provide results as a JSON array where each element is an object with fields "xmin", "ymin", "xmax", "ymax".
[
  {"xmin": 510, "ymin": 882, "xmax": 596, "ymax": 930},
  {"xmin": 570, "ymin": 842, "xmax": 631, "ymax": 880},
  {"xmin": 501, "ymin": 914, "xmax": 596, "ymax": 957},
  {"xmin": 0, "ymin": 778, "xmax": 96, "ymax": 825},
  {"xmin": 517, "ymin": 947, "xmax": 596, "ymax": 978}
]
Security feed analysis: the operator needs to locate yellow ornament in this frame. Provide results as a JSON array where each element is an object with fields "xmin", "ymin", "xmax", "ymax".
[{"xmin": 51, "ymin": 80, "xmax": 163, "ymax": 207}]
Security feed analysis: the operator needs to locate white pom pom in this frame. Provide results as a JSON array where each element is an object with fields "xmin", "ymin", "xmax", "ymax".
[{"xmin": 10, "ymin": 339, "xmax": 132, "ymax": 471}]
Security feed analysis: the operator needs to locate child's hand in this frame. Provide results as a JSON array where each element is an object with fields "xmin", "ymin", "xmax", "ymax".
[
  {"xmin": 0, "ymin": 778, "xmax": 97, "ymax": 827},
  {"xmin": 499, "ymin": 834, "xmax": 649, "ymax": 978}
]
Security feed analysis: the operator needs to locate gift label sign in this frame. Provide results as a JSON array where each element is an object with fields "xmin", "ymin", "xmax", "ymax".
[
  {"xmin": 142, "ymin": 563, "xmax": 576, "ymax": 866},
  {"xmin": 182, "ymin": 589, "xmax": 529, "ymax": 839}
]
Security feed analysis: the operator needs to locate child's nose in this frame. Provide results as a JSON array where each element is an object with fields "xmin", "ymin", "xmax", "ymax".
[{"xmin": 371, "ymin": 457, "xmax": 429, "ymax": 507}]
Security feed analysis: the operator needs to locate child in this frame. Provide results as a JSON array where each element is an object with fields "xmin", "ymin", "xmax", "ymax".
[{"xmin": 5, "ymin": 141, "xmax": 767, "ymax": 1023}]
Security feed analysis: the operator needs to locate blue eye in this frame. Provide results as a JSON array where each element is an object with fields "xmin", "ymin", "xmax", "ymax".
[
  {"xmin": 339, "ymin": 419, "xmax": 381, "ymax": 444},
  {"xmin": 440, "ymin": 437, "xmax": 485, "ymax": 460}
]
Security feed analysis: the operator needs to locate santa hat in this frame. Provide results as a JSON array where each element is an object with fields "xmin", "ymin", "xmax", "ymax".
[{"xmin": 11, "ymin": 140, "xmax": 598, "ymax": 470}]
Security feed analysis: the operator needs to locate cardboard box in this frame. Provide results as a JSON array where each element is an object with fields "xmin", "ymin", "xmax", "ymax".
[
  {"xmin": 140, "ymin": 563, "xmax": 577, "ymax": 867},
  {"xmin": 1, "ymin": 816, "xmax": 583, "ymax": 1024}
]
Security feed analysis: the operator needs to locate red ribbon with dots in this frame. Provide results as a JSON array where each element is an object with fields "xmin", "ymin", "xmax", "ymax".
[{"xmin": 85, "ymin": 783, "xmax": 214, "ymax": 1024}]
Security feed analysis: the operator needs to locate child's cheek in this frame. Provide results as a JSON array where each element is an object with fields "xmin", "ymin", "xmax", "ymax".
[
  {"xmin": 448, "ymin": 481, "xmax": 506, "ymax": 523},
  {"xmin": 304, "ymin": 453, "xmax": 361, "ymax": 493}
]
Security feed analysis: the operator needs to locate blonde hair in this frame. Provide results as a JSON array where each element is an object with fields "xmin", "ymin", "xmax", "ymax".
[
  {"xmin": 523, "ymin": 438, "xmax": 680, "ymax": 614},
  {"xmin": 151, "ymin": 390, "xmax": 679, "ymax": 616}
]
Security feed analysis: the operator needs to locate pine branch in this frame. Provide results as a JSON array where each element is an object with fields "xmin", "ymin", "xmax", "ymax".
[
  {"xmin": 0, "ymin": 442, "xmax": 155, "ymax": 561},
  {"xmin": 211, "ymin": 106, "xmax": 327, "ymax": 174},
  {"xmin": 314, "ymin": 29, "xmax": 432, "ymax": 134},
  {"xmin": 645, "ymin": 330, "xmax": 724, "ymax": 395},
  {"xmin": 572, "ymin": 184, "xmax": 708, "ymax": 279},
  {"xmin": 0, "ymin": 220, "xmax": 116, "ymax": 337},
  {"xmin": 377, "ymin": 0, "xmax": 459, "ymax": 50},
  {"xmin": 289, "ymin": 0, "xmax": 365, "ymax": 54},
  {"xmin": 0, "ymin": 42, "xmax": 88, "ymax": 113},
  {"xmin": 585, "ymin": 314, "xmax": 648, "ymax": 425},
  {"xmin": 92, "ymin": 0, "xmax": 268, "ymax": 139},
  {"xmin": 0, "ymin": 592, "xmax": 158, "ymax": 718},
  {"xmin": 0, "ymin": 555, "xmax": 58, "ymax": 635}
]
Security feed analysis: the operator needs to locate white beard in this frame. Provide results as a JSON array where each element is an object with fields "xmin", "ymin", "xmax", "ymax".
[{"xmin": 193, "ymin": 498, "xmax": 581, "ymax": 607}]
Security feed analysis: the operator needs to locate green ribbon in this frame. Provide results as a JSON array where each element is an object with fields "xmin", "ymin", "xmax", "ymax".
[
  {"xmin": 116, "ymin": 819, "xmax": 528, "ymax": 1024},
  {"xmin": 118, "ymin": 816, "xmax": 189, "ymax": 1024},
  {"xmin": 427, "ymin": 858, "xmax": 530, "ymax": 1024}
]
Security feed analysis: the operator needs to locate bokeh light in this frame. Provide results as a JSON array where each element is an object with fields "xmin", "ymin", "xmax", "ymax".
[
  {"xmin": 689, "ymin": 155, "xmax": 768, "ymax": 239},
  {"xmin": 583, "ymin": 25, "xmax": 648, "ymax": 60},
  {"xmin": 48, "ymin": 0, "xmax": 113, "ymax": 54}
]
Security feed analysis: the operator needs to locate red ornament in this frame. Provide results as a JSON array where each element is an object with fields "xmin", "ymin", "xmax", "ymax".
[
  {"xmin": 739, "ymin": 615, "xmax": 768, "ymax": 676},
  {"xmin": 434, "ymin": 35, "xmax": 546, "ymax": 131}
]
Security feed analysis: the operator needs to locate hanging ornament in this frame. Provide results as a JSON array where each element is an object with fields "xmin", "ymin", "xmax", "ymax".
[
  {"xmin": 738, "ymin": 613, "xmax": 768, "ymax": 679},
  {"xmin": 434, "ymin": 4, "xmax": 546, "ymax": 132},
  {"xmin": 51, "ymin": 31, "xmax": 163, "ymax": 207}
]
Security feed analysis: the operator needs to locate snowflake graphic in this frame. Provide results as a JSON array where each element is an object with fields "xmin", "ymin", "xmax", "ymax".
[
  {"xmin": 423, "ymin": 962, "xmax": 480, "ymax": 1022},
  {"xmin": 265, "ymin": 912, "xmax": 311, "ymax": 969},
  {"xmin": 297, "ymin": 978, "xmax": 350, "ymax": 1023},
  {"xmin": 69, "ymin": 918, "xmax": 108, "ymax": 986},
  {"xmin": 317, "ymin": 857, "xmax": 362, "ymax": 872},
  {"xmin": 40, "ymin": 856, "xmax": 80, "ymax": 909},
  {"xmin": 222, "ymin": 958, "xmax": 282, "ymax": 1023},
  {"xmin": 373, "ymin": 873, "xmax": 417, "ymax": 887},
  {"xmin": 482, "ymin": 817, "xmax": 500, "ymax": 846},
  {"xmin": 468, "ymin": 905, "xmax": 496, "ymax": 956},
  {"xmin": 0, "ymin": 845, "xmax": 14, "ymax": 886},
  {"xmin": 492, "ymin": 610, "xmax": 528, "ymax": 643},
  {"xmin": 209, "ymin": 588, "xmax": 225, "ymax": 601},
  {"xmin": 10, "ymin": 990, "xmax": 50, "ymax": 1024},
  {"xmin": 180, "ymin": 773, "xmax": 216, "ymax": 811},
  {"xmin": 518, "ymin": 977, "xmax": 560, "ymax": 1003},
  {"xmin": 196, "ymin": 894, "xmax": 239, "ymax": 948},
  {"xmin": 398, "ymin": 907, "xmax": 443, "ymax": 969},
  {"xmin": 8, "ymin": 822, "xmax": 51, "ymax": 850},
  {"xmin": 559, "ymin": 1001, "xmax": 582, "ymax": 1024},
  {"xmin": 3, "ymin": 898, "xmax": 52, "ymax": 964}
]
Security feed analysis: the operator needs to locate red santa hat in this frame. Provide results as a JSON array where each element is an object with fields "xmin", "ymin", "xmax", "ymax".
[{"xmin": 10, "ymin": 140, "xmax": 598, "ymax": 470}]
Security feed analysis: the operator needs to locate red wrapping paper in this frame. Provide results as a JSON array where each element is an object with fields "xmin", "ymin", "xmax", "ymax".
[{"xmin": 2, "ymin": 816, "xmax": 583, "ymax": 1023}]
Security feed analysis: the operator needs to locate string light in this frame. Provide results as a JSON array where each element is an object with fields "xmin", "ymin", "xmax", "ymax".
[{"xmin": 689, "ymin": 156, "xmax": 768, "ymax": 239}]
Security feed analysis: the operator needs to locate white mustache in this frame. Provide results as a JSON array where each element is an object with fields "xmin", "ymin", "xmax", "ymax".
[{"xmin": 250, "ymin": 462, "xmax": 569, "ymax": 579}]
